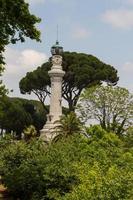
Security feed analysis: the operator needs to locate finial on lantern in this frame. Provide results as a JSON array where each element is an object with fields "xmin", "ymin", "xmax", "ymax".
[
  {"xmin": 57, "ymin": 24, "xmax": 59, "ymax": 42},
  {"xmin": 51, "ymin": 25, "xmax": 63, "ymax": 56}
]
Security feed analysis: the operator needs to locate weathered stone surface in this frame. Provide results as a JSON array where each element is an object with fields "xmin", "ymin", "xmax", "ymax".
[{"xmin": 40, "ymin": 55, "xmax": 65, "ymax": 142}]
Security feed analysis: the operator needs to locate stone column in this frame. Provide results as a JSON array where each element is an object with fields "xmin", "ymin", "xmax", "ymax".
[{"xmin": 40, "ymin": 55, "xmax": 65, "ymax": 142}]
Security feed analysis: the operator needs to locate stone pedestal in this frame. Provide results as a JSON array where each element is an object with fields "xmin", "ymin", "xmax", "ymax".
[{"xmin": 40, "ymin": 55, "xmax": 65, "ymax": 142}]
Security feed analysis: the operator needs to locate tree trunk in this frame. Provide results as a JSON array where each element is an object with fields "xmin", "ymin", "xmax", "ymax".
[{"xmin": 68, "ymin": 100, "xmax": 75, "ymax": 112}]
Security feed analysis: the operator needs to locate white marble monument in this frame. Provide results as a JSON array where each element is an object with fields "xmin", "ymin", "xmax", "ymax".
[{"xmin": 40, "ymin": 41, "xmax": 65, "ymax": 142}]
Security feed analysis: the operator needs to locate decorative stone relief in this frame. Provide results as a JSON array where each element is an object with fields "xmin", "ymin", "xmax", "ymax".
[{"xmin": 52, "ymin": 55, "xmax": 62, "ymax": 66}]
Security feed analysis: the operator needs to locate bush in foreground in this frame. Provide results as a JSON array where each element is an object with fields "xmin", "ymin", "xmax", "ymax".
[{"xmin": 0, "ymin": 126, "xmax": 133, "ymax": 200}]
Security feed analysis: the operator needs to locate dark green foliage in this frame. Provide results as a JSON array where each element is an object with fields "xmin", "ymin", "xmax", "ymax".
[
  {"xmin": 0, "ymin": 65, "xmax": 8, "ymax": 96},
  {"xmin": 53, "ymin": 112, "xmax": 83, "ymax": 142},
  {"xmin": 0, "ymin": 139, "xmax": 46, "ymax": 200},
  {"xmin": 0, "ymin": 137, "xmax": 80, "ymax": 200},
  {"xmin": 20, "ymin": 63, "xmax": 51, "ymax": 112},
  {"xmin": 0, "ymin": 126, "xmax": 132, "ymax": 200},
  {"xmin": 0, "ymin": 97, "xmax": 33, "ymax": 138},
  {"xmin": 0, "ymin": 0, "xmax": 41, "ymax": 100},
  {"xmin": 19, "ymin": 52, "xmax": 119, "ymax": 112},
  {"xmin": 0, "ymin": 0, "xmax": 41, "ymax": 64},
  {"xmin": 123, "ymin": 126, "xmax": 133, "ymax": 149},
  {"xmin": 0, "ymin": 96, "xmax": 47, "ymax": 137}
]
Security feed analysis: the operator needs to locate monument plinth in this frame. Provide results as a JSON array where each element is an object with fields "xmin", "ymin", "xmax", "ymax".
[{"xmin": 40, "ymin": 41, "xmax": 65, "ymax": 142}]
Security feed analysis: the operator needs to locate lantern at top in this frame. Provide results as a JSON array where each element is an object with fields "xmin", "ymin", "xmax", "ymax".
[{"xmin": 51, "ymin": 40, "xmax": 63, "ymax": 56}]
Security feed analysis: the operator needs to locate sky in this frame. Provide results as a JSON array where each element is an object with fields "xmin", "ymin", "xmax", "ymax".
[{"xmin": 2, "ymin": 0, "xmax": 133, "ymax": 101}]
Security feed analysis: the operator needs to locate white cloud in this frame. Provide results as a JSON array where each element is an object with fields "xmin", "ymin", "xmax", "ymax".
[
  {"xmin": 72, "ymin": 27, "xmax": 91, "ymax": 39},
  {"xmin": 21, "ymin": 49, "xmax": 47, "ymax": 68},
  {"xmin": 2, "ymin": 47, "xmax": 47, "ymax": 97},
  {"xmin": 102, "ymin": 9, "xmax": 133, "ymax": 29},
  {"xmin": 4, "ymin": 47, "xmax": 47, "ymax": 75}
]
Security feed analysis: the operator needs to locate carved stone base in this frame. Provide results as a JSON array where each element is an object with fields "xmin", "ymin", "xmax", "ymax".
[{"xmin": 40, "ymin": 114, "xmax": 61, "ymax": 142}]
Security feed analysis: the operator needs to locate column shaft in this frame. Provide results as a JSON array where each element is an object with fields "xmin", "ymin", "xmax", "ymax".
[{"xmin": 49, "ymin": 76, "xmax": 62, "ymax": 121}]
